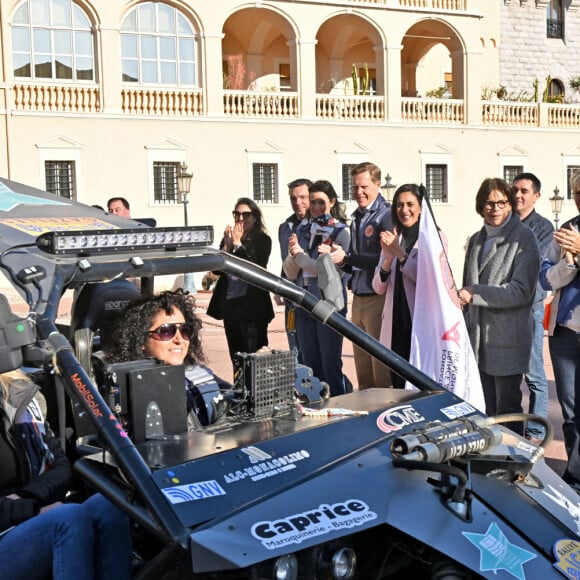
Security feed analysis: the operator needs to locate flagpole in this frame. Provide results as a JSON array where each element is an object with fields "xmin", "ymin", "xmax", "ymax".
[{"xmin": 420, "ymin": 185, "xmax": 461, "ymax": 300}]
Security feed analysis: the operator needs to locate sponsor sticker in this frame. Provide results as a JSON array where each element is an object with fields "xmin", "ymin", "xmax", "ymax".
[
  {"xmin": 376, "ymin": 404, "xmax": 425, "ymax": 434},
  {"xmin": 462, "ymin": 522, "xmax": 536, "ymax": 580},
  {"xmin": 0, "ymin": 184, "xmax": 68, "ymax": 212},
  {"xmin": 440, "ymin": 402, "xmax": 476, "ymax": 420},
  {"xmin": 553, "ymin": 538, "xmax": 580, "ymax": 578},
  {"xmin": 224, "ymin": 446, "xmax": 310, "ymax": 484},
  {"xmin": 162, "ymin": 479, "xmax": 226, "ymax": 504},
  {"xmin": 1, "ymin": 216, "xmax": 117, "ymax": 235},
  {"xmin": 544, "ymin": 485, "xmax": 580, "ymax": 536},
  {"xmin": 251, "ymin": 499, "xmax": 377, "ymax": 549}
]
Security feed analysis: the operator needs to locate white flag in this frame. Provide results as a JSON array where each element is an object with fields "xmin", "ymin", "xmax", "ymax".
[{"xmin": 407, "ymin": 199, "xmax": 485, "ymax": 412}]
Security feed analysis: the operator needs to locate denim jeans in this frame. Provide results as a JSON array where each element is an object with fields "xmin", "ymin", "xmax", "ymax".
[
  {"xmin": 549, "ymin": 325, "xmax": 580, "ymax": 482},
  {"xmin": 524, "ymin": 306, "xmax": 550, "ymax": 438},
  {"xmin": 0, "ymin": 494, "xmax": 132, "ymax": 580},
  {"xmin": 295, "ymin": 291, "xmax": 347, "ymax": 397}
]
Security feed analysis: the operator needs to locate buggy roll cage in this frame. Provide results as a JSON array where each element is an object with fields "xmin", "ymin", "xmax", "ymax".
[{"xmin": 12, "ymin": 241, "xmax": 446, "ymax": 552}]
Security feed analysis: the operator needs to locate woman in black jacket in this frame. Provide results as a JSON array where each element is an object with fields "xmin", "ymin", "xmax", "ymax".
[
  {"xmin": 208, "ymin": 198, "xmax": 275, "ymax": 362},
  {"xmin": 0, "ymin": 370, "xmax": 132, "ymax": 580}
]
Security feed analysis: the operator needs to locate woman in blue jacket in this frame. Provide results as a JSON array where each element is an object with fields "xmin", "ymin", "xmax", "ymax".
[{"xmin": 283, "ymin": 180, "xmax": 351, "ymax": 396}]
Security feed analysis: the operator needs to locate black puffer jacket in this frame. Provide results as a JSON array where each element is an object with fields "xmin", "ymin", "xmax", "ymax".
[{"xmin": 0, "ymin": 377, "xmax": 72, "ymax": 533}]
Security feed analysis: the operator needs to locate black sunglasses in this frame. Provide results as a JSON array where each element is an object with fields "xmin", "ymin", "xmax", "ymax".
[
  {"xmin": 232, "ymin": 210, "xmax": 253, "ymax": 220},
  {"xmin": 147, "ymin": 322, "xmax": 194, "ymax": 341}
]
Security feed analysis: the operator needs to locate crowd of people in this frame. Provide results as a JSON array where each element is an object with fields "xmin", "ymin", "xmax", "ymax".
[
  {"xmin": 201, "ymin": 164, "xmax": 579, "ymax": 486},
  {"xmin": 103, "ymin": 166, "xmax": 578, "ymax": 477},
  {"xmin": 1, "ymin": 165, "xmax": 579, "ymax": 577}
]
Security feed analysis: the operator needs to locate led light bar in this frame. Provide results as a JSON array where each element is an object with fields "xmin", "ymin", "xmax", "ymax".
[{"xmin": 36, "ymin": 226, "xmax": 214, "ymax": 255}]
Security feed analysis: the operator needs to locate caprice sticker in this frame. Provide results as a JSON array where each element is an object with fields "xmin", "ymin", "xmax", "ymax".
[{"xmin": 251, "ymin": 499, "xmax": 377, "ymax": 550}]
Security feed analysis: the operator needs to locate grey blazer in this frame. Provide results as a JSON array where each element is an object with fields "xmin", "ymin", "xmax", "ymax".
[{"xmin": 462, "ymin": 214, "xmax": 540, "ymax": 376}]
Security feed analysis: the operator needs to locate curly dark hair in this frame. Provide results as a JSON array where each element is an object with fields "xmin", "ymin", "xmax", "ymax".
[{"xmin": 104, "ymin": 289, "xmax": 205, "ymax": 365}]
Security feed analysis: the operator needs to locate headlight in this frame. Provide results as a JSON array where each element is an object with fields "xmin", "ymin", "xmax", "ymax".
[
  {"xmin": 331, "ymin": 547, "xmax": 356, "ymax": 579},
  {"xmin": 272, "ymin": 554, "xmax": 298, "ymax": 580}
]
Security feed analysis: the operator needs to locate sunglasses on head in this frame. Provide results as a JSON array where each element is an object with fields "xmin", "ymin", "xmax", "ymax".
[{"xmin": 147, "ymin": 322, "xmax": 193, "ymax": 341}]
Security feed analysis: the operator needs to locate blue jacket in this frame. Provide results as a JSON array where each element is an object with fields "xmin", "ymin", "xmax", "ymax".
[
  {"xmin": 539, "ymin": 215, "xmax": 580, "ymax": 334},
  {"xmin": 521, "ymin": 209, "xmax": 554, "ymax": 308},
  {"xmin": 343, "ymin": 195, "xmax": 392, "ymax": 295}
]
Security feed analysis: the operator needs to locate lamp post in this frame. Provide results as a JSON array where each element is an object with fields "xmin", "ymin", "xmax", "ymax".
[
  {"xmin": 380, "ymin": 172, "xmax": 396, "ymax": 203},
  {"xmin": 550, "ymin": 186, "xmax": 564, "ymax": 229},
  {"xmin": 176, "ymin": 162, "xmax": 196, "ymax": 292},
  {"xmin": 177, "ymin": 162, "xmax": 193, "ymax": 227}
]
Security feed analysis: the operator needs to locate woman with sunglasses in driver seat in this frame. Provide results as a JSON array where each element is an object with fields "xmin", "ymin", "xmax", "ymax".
[{"xmin": 104, "ymin": 289, "xmax": 231, "ymax": 429}]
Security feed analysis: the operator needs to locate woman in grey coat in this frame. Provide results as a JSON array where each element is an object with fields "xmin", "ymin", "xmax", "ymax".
[{"xmin": 458, "ymin": 177, "xmax": 540, "ymax": 435}]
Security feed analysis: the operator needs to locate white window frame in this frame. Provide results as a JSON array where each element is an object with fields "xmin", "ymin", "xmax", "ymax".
[
  {"xmin": 246, "ymin": 149, "xmax": 283, "ymax": 205},
  {"xmin": 335, "ymin": 150, "xmax": 369, "ymax": 209},
  {"xmin": 37, "ymin": 138, "xmax": 82, "ymax": 200},
  {"xmin": 420, "ymin": 147, "xmax": 452, "ymax": 204},
  {"xmin": 562, "ymin": 152, "xmax": 580, "ymax": 202},
  {"xmin": 145, "ymin": 140, "xmax": 187, "ymax": 206}
]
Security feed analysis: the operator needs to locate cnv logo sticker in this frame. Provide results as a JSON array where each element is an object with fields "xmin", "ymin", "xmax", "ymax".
[{"xmin": 251, "ymin": 499, "xmax": 377, "ymax": 549}]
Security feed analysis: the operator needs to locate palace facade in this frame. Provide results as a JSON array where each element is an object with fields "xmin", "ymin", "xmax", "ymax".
[{"xmin": 0, "ymin": 0, "xmax": 578, "ymax": 278}]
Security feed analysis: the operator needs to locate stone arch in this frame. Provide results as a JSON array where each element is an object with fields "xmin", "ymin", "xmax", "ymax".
[
  {"xmin": 222, "ymin": 7, "xmax": 297, "ymax": 91},
  {"xmin": 315, "ymin": 12, "xmax": 384, "ymax": 95},
  {"xmin": 401, "ymin": 18, "xmax": 466, "ymax": 99}
]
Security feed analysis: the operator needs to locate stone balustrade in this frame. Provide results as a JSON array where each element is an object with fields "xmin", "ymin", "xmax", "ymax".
[
  {"xmin": 316, "ymin": 95, "xmax": 385, "ymax": 122},
  {"xmin": 12, "ymin": 83, "xmax": 100, "ymax": 112},
  {"xmin": 398, "ymin": 0, "xmax": 466, "ymax": 9},
  {"xmin": 12, "ymin": 82, "xmax": 580, "ymax": 131},
  {"xmin": 121, "ymin": 88, "xmax": 203, "ymax": 115},
  {"xmin": 481, "ymin": 101, "xmax": 538, "ymax": 127},
  {"xmin": 223, "ymin": 90, "xmax": 299, "ymax": 118},
  {"xmin": 401, "ymin": 97, "xmax": 464, "ymax": 123}
]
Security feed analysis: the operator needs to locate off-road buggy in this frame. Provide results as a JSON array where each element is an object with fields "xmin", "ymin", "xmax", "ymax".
[{"xmin": 0, "ymin": 177, "xmax": 579, "ymax": 580}]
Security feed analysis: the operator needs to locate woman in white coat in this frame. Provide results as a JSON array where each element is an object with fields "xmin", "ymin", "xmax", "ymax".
[{"xmin": 372, "ymin": 184, "xmax": 424, "ymax": 388}]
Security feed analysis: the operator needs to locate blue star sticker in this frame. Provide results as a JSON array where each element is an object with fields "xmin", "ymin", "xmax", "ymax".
[{"xmin": 462, "ymin": 522, "xmax": 536, "ymax": 580}]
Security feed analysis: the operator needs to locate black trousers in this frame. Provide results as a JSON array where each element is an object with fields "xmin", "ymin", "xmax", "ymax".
[
  {"xmin": 223, "ymin": 312, "xmax": 268, "ymax": 361},
  {"xmin": 479, "ymin": 370, "xmax": 524, "ymax": 435}
]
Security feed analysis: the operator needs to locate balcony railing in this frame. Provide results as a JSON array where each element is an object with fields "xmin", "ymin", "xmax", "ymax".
[
  {"xmin": 121, "ymin": 88, "xmax": 203, "ymax": 115},
  {"xmin": 12, "ymin": 83, "xmax": 100, "ymax": 113},
  {"xmin": 548, "ymin": 103, "xmax": 580, "ymax": 129},
  {"xmin": 316, "ymin": 94, "xmax": 385, "ymax": 122},
  {"xmin": 223, "ymin": 90, "xmax": 299, "ymax": 118},
  {"xmin": 399, "ymin": 0, "xmax": 466, "ymax": 9},
  {"xmin": 301, "ymin": 0, "xmax": 467, "ymax": 8},
  {"xmin": 401, "ymin": 97, "xmax": 464, "ymax": 123},
  {"xmin": 12, "ymin": 81, "xmax": 580, "ymax": 130},
  {"xmin": 481, "ymin": 101, "xmax": 538, "ymax": 127}
]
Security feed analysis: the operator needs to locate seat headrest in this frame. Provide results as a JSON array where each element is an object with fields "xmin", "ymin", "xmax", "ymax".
[{"xmin": 70, "ymin": 280, "xmax": 140, "ymax": 338}]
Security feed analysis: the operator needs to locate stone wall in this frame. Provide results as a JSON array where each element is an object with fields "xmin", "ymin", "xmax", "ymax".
[{"xmin": 500, "ymin": 1, "xmax": 580, "ymax": 102}]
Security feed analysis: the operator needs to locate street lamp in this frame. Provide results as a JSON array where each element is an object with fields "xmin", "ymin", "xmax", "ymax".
[
  {"xmin": 380, "ymin": 173, "xmax": 396, "ymax": 203},
  {"xmin": 177, "ymin": 162, "xmax": 193, "ymax": 227},
  {"xmin": 176, "ymin": 162, "xmax": 196, "ymax": 292},
  {"xmin": 549, "ymin": 186, "xmax": 564, "ymax": 229}
]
